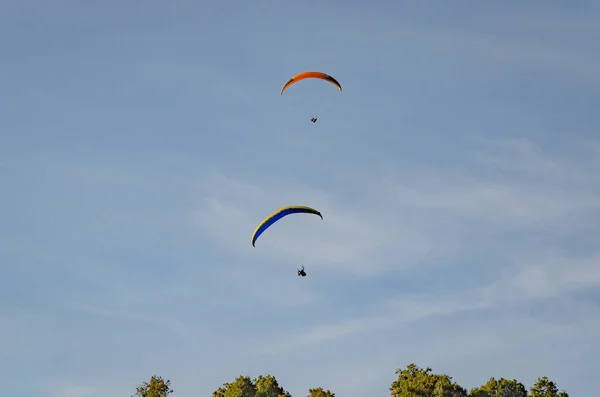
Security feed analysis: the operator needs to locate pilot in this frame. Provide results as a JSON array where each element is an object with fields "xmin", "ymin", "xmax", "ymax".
[{"xmin": 297, "ymin": 265, "xmax": 307, "ymax": 277}]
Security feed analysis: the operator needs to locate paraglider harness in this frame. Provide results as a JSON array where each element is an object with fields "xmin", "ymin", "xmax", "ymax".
[{"xmin": 297, "ymin": 265, "xmax": 306, "ymax": 277}]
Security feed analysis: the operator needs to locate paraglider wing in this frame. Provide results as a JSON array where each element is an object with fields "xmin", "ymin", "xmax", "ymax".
[
  {"xmin": 281, "ymin": 72, "xmax": 342, "ymax": 94},
  {"xmin": 251, "ymin": 205, "xmax": 323, "ymax": 247}
]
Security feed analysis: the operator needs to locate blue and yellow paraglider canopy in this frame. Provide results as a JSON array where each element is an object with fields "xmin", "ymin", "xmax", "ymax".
[{"xmin": 251, "ymin": 205, "xmax": 323, "ymax": 247}]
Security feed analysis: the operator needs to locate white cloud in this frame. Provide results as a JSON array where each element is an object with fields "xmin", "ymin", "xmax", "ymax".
[
  {"xmin": 257, "ymin": 248, "xmax": 600, "ymax": 356},
  {"xmin": 480, "ymin": 253, "xmax": 600, "ymax": 303},
  {"xmin": 191, "ymin": 138, "xmax": 600, "ymax": 279},
  {"xmin": 471, "ymin": 137, "xmax": 600, "ymax": 187},
  {"xmin": 180, "ymin": 137, "xmax": 600, "ymax": 358},
  {"xmin": 5, "ymin": 4, "xmax": 599, "ymax": 397}
]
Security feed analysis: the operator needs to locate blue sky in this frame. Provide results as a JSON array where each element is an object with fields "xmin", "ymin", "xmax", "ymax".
[{"xmin": 1, "ymin": 1, "xmax": 599, "ymax": 396}]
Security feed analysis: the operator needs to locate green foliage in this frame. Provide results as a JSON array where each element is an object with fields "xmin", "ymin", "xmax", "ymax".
[
  {"xmin": 469, "ymin": 377, "xmax": 527, "ymax": 397},
  {"xmin": 307, "ymin": 386, "xmax": 335, "ymax": 397},
  {"xmin": 213, "ymin": 376, "xmax": 257, "ymax": 397},
  {"xmin": 390, "ymin": 364, "xmax": 467, "ymax": 397},
  {"xmin": 137, "ymin": 366, "xmax": 573, "ymax": 397},
  {"xmin": 255, "ymin": 374, "xmax": 291, "ymax": 397},
  {"xmin": 213, "ymin": 374, "xmax": 291, "ymax": 397},
  {"xmin": 529, "ymin": 376, "xmax": 569, "ymax": 397},
  {"xmin": 132, "ymin": 375, "xmax": 173, "ymax": 397}
]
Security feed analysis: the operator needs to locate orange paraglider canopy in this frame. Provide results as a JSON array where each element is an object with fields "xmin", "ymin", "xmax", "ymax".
[{"xmin": 280, "ymin": 71, "xmax": 342, "ymax": 94}]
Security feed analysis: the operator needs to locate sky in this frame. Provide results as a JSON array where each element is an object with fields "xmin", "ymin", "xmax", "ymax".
[{"xmin": 1, "ymin": 1, "xmax": 599, "ymax": 396}]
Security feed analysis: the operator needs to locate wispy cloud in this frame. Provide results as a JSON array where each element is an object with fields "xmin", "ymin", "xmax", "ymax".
[
  {"xmin": 256, "ymin": 249, "xmax": 600, "ymax": 356},
  {"xmin": 192, "ymin": 138, "xmax": 599, "ymax": 276},
  {"xmin": 2, "ymin": 3, "xmax": 600, "ymax": 397},
  {"xmin": 210, "ymin": 137, "xmax": 600, "ymax": 355}
]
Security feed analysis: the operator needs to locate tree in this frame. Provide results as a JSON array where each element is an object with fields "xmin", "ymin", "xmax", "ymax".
[
  {"xmin": 469, "ymin": 377, "xmax": 527, "ymax": 397},
  {"xmin": 308, "ymin": 386, "xmax": 335, "ymax": 397},
  {"xmin": 213, "ymin": 376, "xmax": 257, "ymax": 397},
  {"xmin": 213, "ymin": 374, "xmax": 292, "ymax": 397},
  {"xmin": 133, "ymin": 375, "xmax": 173, "ymax": 397},
  {"xmin": 255, "ymin": 374, "xmax": 291, "ymax": 397},
  {"xmin": 529, "ymin": 376, "xmax": 569, "ymax": 397},
  {"xmin": 209, "ymin": 367, "xmax": 571, "ymax": 397},
  {"xmin": 390, "ymin": 364, "xmax": 467, "ymax": 397}
]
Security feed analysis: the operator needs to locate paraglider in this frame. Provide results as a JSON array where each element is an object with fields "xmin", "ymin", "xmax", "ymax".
[
  {"xmin": 251, "ymin": 205, "xmax": 323, "ymax": 247},
  {"xmin": 297, "ymin": 265, "xmax": 306, "ymax": 277},
  {"xmin": 280, "ymin": 71, "xmax": 341, "ymax": 123},
  {"xmin": 280, "ymin": 71, "xmax": 342, "ymax": 95}
]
